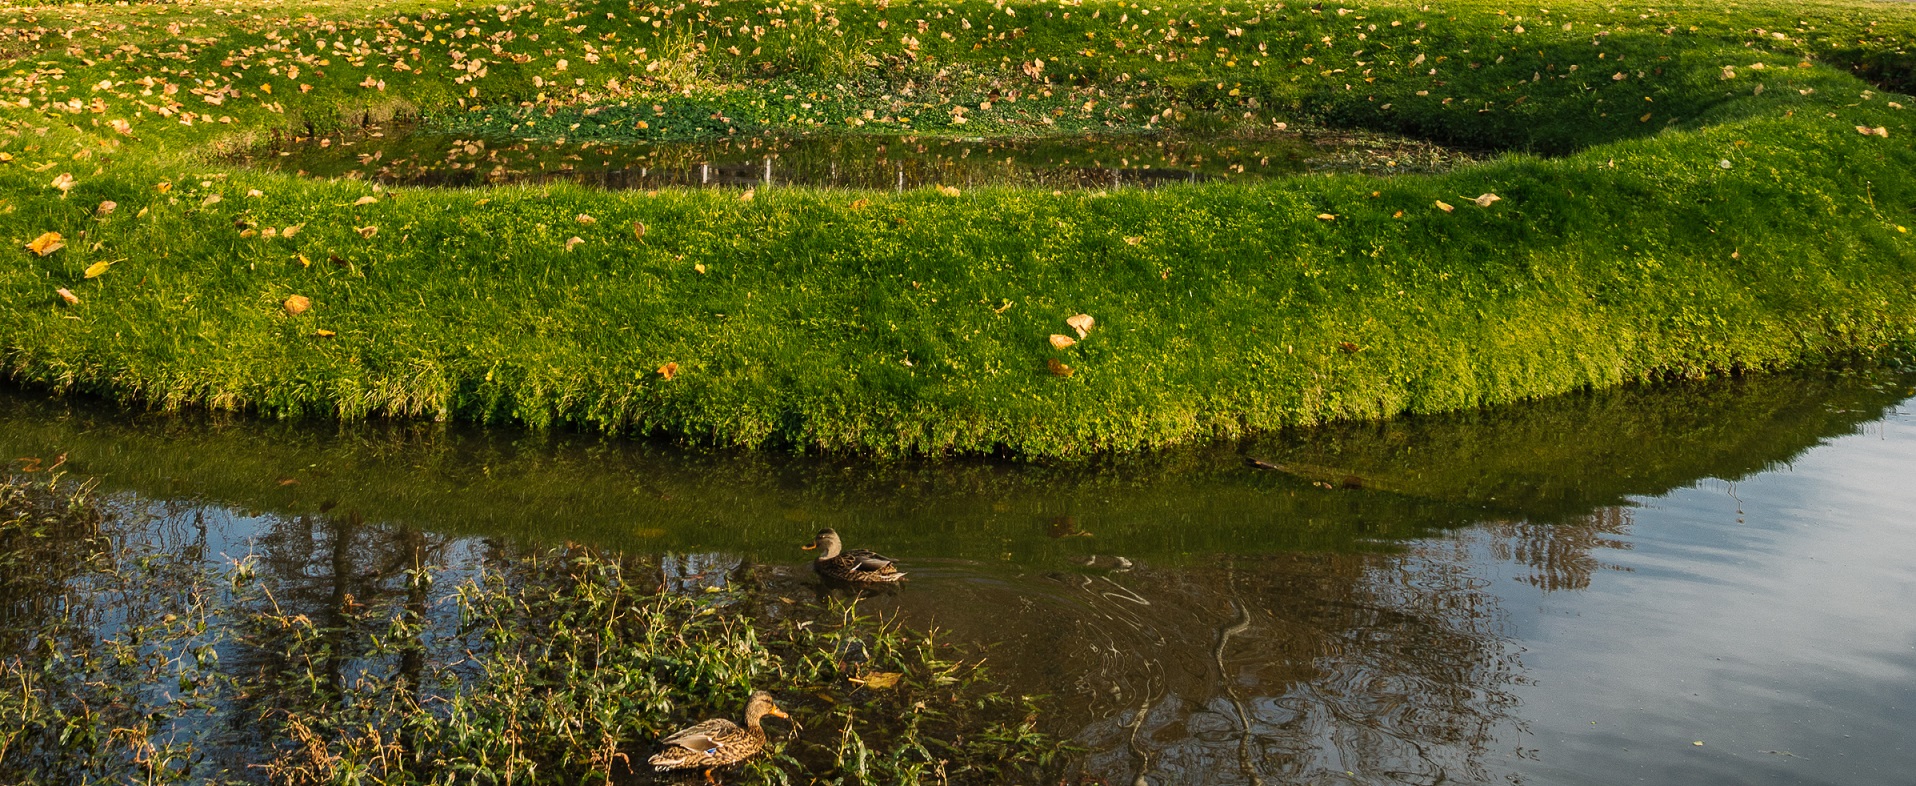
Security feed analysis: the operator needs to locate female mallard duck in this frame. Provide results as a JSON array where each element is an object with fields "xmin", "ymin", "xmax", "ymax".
[
  {"xmin": 649, "ymin": 691, "xmax": 789, "ymax": 782},
  {"xmin": 801, "ymin": 528, "xmax": 907, "ymax": 583}
]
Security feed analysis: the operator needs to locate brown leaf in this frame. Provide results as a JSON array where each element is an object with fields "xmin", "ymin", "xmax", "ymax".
[
  {"xmin": 739, "ymin": 188, "xmax": 755, "ymax": 202},
  {"xmin": 854, "ymin": 672, "xmax": 904, "ymax": 689},
  {"xmin": 937, "ymin": 185, "xmax": 961, "ymax": 197},
  {"xmin": 55, "ymin": 288, "xmax": 79, "ymax": 305},
  {"xmin": 94, "ymin": 200, "xmax": 116, "ymax": 216},
  {"xmin": 849, "ymin": 198, "xmax": 870, "ymax": 211},
  {"xmin": 1066, "ymin": 313, "xmax": 1096, "ymax": 338},
  {"xmin": 1338, "ymin": 341, "xmax": 1362, "ymax": 353},
  {"xmin": 1047, "ymin": 358, "xmax": 1074, "ymax": 377},
  {"xmin": 565, "ymin": 236, "xmax": 584, "ymax": 251},
  {"xmin": 657, "ymin": 362, "xmax": 679, "ymax": 380},
  {"xmin": 283, "ymin": 294, "xmax": 312, "ymax": 315},
  {"xmin": 26, "ymin": 231, "xmax": 64, "ymax": 256},
  {"xmin": 1472, "ymin": 193, "xmax": 1502, "ymax": 207},
  {"xmin": 632, "ymin": 221, "xmax": 646, "ymax": 239},
  {"xmin": 49, "ymin": 172, "xmax": 74, "ymax": 193},
  {"xmin": 352, "ymin": 195, "xmax": 378, "ymax": 206},
  {"xmin": 355, "ymin": 225, "xmax": 378, "ymax": 238},
  {"xmin": 1048, "ymin": 334, "xmax": 1077, "ymax": 349},
  {"xmin": 575, "ymin": 213, "xmax": 596, "ymax": 224},
  {"xmin": 1434, "ymin": 200, "xmax": 1454, "ymax": 212}
]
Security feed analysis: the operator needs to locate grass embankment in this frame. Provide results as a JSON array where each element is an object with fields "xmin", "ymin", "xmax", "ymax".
[
  {"xmin": 0, "ymin": 474, "xmax": 1066, "ymax": 784},
  {"xmin": 0, "ymin": 0, "xmax": 1913, "ymax": 456}
]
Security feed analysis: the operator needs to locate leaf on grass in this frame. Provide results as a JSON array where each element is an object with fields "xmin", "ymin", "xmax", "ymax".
[
  {"xmin": 1124, "ymin": 235, "xmax": 1143, "ymax": 245},
  {"xmin": 1472, "ymin": 193, "xmax": 1502, "ymax": 207},
  {"xmin": 314, "ymin": 329, "xmax": 336, "ymax": 338},
  {"xmin": 283, "ymin": 294, "xmax": 312, "ymax": 315},
  {"xmin": 282, "ymin": 224, "xmax": 302, "ymax": 238},
  {"xmin": 694, "ymin": 263, "xmax": 707, "ymax": 274},
  {"xmin": 49, "ymin": 172, "xmax": 74, "ymax": 193},
  {"xmin": 565, "ymin": 236, "xmax": 584, "ymax": 251},
  {"xmin": 1047, "ymin": 358, "xmax": 1074, "ymax": 377},
  {"xmin": 1066, "ymin": 313, "xmax": 1096, "ymax": 338},
  {"xmin": 200, "ymin": 193, "xmax": 222, "ymax": 208},
  {"xmin": 1049, "ymin": 334, "xmax": 1077, "ymax": 349},
  {"xmin": 849, "ymin": 198, "xmax": 870, "ymax": 211},
  {"xmin": 83, "ymin": 260, "xmax": 114, "ymax": 279},
  {"xmin": 26, "ymin": 232, "xmax": 64, "ymax": 256},
  {"xmin": 94, "ymin": 200, "xmax": 116, "ymax": 216},
  {"xmin": 657, "ymin": 362, "xmax": 679, "ymax": 380},
  {"xmin": 355, "ymin": 225, "xmax": 378, "ymax": 238},
  {"xmin": 1338, "ymin": 341, "xmax": 1362, "ymax": 353},
  {"xmin": 632, "ymin": 221, "xmax": 646, "ymax": 239},
  {"xmin": 739, "ymin": 188, "xmax": 755, "ymax": 202},
  {"xmin": 855, "ymin": 672, "xmax": 904, "ymax": 689},
  {"xmin": 298, "ymin": 254, "xmax": 312, "ymax": 268},
  {"xmin": 353, "ymin": 195, "xmax": 378, "ymax": 206},
  {"xmin": 1434, "ymin": 200, "xmax": 1454, "ymax": 212},
  {"xmin": 55, "ymin": 288, "xmax": 78, "ymax": 305},
  {"xmin": 574, "ymin": 214, "xmax": 597, "ymax": 225},
  {"xmin": 247, "ymin": 189, "xmax": 263, "ymax": 198},
  {"xmin": 937, "ymin": 185, "xmax": 961, "ymax": 197},
  {"xmin": 1872, "ymin": 126, "xmax": 1890, "ymax": 138},
  {"xmin": 1315, "ymin": 213, "xmax": 1336, "ymax": 221},
  {"xmin": 155, "ymin": 182, "xmax": 172, "ymax": 194}
]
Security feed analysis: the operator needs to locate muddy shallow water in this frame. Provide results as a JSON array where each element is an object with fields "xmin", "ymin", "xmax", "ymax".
[
  {"xmin": 240, "ymin": 125, "xmax": 1469, "ymax": 191},
  {"xmin": 3, "ymin": 368, "xmax": 1914, "ymax": 784}
]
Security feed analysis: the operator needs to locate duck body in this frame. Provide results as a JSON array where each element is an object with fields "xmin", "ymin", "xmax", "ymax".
[
  {"xmin": 803, "ymin": 529, "xmax": 907, "ymax": 584},
  {"xmin": 649, "ymin": 691, "xmax": 787, "ymax": 781}
]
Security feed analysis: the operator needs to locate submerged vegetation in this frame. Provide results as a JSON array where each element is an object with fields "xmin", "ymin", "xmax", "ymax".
[
  {"xmin": 0, "ymin": 0, "xmax": 1912, "ymax": 455},
  {"xmin": 0, "ymin": 473, "xmax": 1067, "ymax": 784}
]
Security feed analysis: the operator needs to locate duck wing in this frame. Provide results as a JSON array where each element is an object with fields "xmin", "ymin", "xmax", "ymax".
[
  {"xmin": 844, "ymin": 549, "xmax": 899, "ymax": 573},
  {"xmin": 662, "ymin": 718, "xmax": 741, "ymax": 754}
]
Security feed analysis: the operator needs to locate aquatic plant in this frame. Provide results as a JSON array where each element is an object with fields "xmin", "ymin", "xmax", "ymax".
[{"xmin": 0, "ymin": 475, "xmax": 1070, "ymax": 785}]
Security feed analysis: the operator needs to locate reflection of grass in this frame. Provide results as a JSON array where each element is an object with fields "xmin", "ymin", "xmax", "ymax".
[
  {"xmin": 0, "ymin": 476, "xmax": 1069, "ymax": 784},
  {"xmin": 0, "ymin": 1, "xmax": 1914, "ymax": 456}
]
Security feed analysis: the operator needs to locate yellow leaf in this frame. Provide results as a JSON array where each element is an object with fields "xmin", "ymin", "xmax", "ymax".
[
  {"xmin": 314, "ymin": 329, "xmax": 336, "ymax": 337},
  {"xmin": 1047, "ymin": 358, "xmax": 1074, "ymax": 377},
  {"xmin": 657, "ymin": 362, "xmax": 679, "ymax": 380},
  {"xmin": 1472, "ymin": 193, "xmax": 1502, "ymax": 207},
  {"xmin": 282, "ymin": 224, "xmax": 302, "ymax": 238},
  {"xmin": 26, "ymin": 232, "xmax": 64, "ymax": 256},
  {"xmin": 575, "ymin": 213, "xmax": 596, "ymax": 224},
  {"xmin": 849, "ymin": 198, "xmax": 870, "ymax": 211},
  {"xmin": 937, "ymin": 185, "xmax": 961, "ymax": 197},
  {"xmin": 298, "ymin": 254, "xmax": 312, "ymax": 268},
  {"xmin": 1049, "ymin": 334, "xmax": 1077, "ymax": 349},
  {"xmin": 283, "ymin": 295, "xmax": 312, "ymax": 315},
  {"xmin": 855, "ymin": 672, "xmax": 904, "ymax": 689},
  {"xmin": 694, "ymin": 263, "xmax": 707, "ymax": 274},
  {"xmin": 1066, "ymin": 313, "xmax": 1096, "ymax": 338},
  {"xmin": 1316, "ymin": 213, "xmax": 1336, "ymax": 221},
  {"xmin": 94, "ymin": 200, "xmax": 116, "ymax": 216},
  {"xmin": 83, "ymin": 260, "xmax": 114, "ymax": 279},
  {"xmin": 55, "ymin": 288, "xmax": 78, "ymax": 305},
  {"xmin": 353, "ymin": 195, "xmax": 378, "ymax": 206},
  {"xmin": 739, "ymin": 188, "xmax": 755, "ymax": 202},
  {"xmin": 1124, "ymin": 235, "xmax": 1143, "ymax": 245},
  {"xmin": 1434, "ymin": 200, "xmax": 1454, "ymax": 212},
  {"xmin": 565, "ymin": 236, "xmax": 584, "ymax": 251},
  {"xmin": 49, "ymin": 172, "xmax": 74, "ymax": 192}
]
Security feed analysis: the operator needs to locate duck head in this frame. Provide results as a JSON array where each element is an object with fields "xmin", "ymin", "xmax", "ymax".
[{"xmin": 800, "ymin": 528, "xmax": 842, "ymax": 559}]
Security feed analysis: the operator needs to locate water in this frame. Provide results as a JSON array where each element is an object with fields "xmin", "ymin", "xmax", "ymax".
[
  {"xmin": 239, "ymin": 125, "xmax": 1469, "ymax": 191},
  {"xmin": 3, "ymin": 368, "xmax": 1913, "ymax": 784}
]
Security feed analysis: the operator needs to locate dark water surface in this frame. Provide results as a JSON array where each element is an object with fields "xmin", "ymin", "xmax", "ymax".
[
  {"xmin": 3, "ymin": 369, "xmax": 1913, "ymax": 784},
  {"xmin": 240, "ymin": 125, "xmax": 1468, "ymax": 191}
]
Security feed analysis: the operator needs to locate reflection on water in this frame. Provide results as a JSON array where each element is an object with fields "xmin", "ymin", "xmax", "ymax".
[
  {"xmin": 239, "ymin": 126, "xmax": 1469, "ymax": 191},
  {"xmin": 3, "ymin": 368, "xmax": 1915, "ymax": 784}
]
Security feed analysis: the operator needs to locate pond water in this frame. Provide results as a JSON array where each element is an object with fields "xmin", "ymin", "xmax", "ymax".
[
  {"xmin": 3, "ymin": 367, "xmax": 1914, "ymax": 784},
  {"xmin": 240, "ymin": 125, "xmax": 1468, "ymax": 191}
]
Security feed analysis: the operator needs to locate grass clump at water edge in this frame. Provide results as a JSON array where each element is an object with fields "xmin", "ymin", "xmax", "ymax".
[{"xmin": 0, "ymin": 473, "xmax": 1070, "ymax": 785}]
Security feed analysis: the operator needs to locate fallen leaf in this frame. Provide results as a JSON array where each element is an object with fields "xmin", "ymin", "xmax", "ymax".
[
  {"xmin": 1856, "ymin": 125, "xmax": 1873, "ymax": 136},
  {"xmin": 632, "ymin": 221, "xmax": 646, "ymax": 239},
  {"xmin": 298, "ymin": 254, "xmax": 312, "ymax": 268},
  {"xmin": 83, "ymin": 260, "xmax": 114, "ymax": 279},
  {"xmin": 849, "ymin": 198, "xmax": 870, "ymax": 210},
  {"xmin": 1872, "ymin": 126, "xmax": 1890, "ymax": 138},
  {"xmin": 50, "ymin": 172, "xmax": 74, "ymax": 193},
  {"xmin": 739, "ymin": 188, "xmax": 755, "ymax": 202},
  {"xmin": 200, "ymin": 193, "xmax": 222, "ymax": 208},
  {"xmin": 1338, "ymin": 341, "xmax": 1362, "ymax": 353},
  {"xmin": 247, "ymin": 189, "xmax": 264, "ymax": 197},
  {"xmin": 1047, "ymin": 358, "xmax": 1075, "ymax": 377},
  {"xmin": 937, "ymin": 185, "xmax": 961, "ymax": 197},
  {"xmin": 283, "ymin": 294, "xmax": 311, "ymax": 315},
  {"xmin": 55, "ymin": 288, "xmax": 78, "ymax": 305},
  {"xmin": 1316, "ymin": 213, "xmax": 1336, "ymax": 221},
  {"xmin": 108, "ymin": 118, "xmax": 131, "ymax": 135},
  {"xmin": 1435, "ymin": 200, "xmax": 1454, "ymax": 212},
  {"xmin": 694, "ymin": 262, "xmax": 708, "ymax": 274},
  {"xmin": 1066, "ymin": 313, "xmax": 1096, "ymax": 338},
  {"xmin": 155, "ymin": 182, "xmax": 172, "ymax": 194},
  {"xmin": 657, "ymin": 362, "xmax": 679, "ymax": 380},
  {"xmin": 94, "ymin": 200, "xmax": 116, "ymax": 216},
  {"xmin": 355, "ymin": 225, "xmax": 378, "ymax": 238},
  {"xmin": 575, "ymin": 213, "xmax": 596, "ymax": 224},
  {"xmin": 26, "ymin": 232, "xmax": 65, "ymax": 256},
  {"xmin": 855, "ymin": 672, "xmax": 904, "ymax": 689},
  {"xmin": 314, "ymin": 329, "xmax": 336, "ymax": 337},
  {"xmin": 1049, "ymin": 334, "xmax": 1077, "ymax": 349},
  {"xmin": 565, "ymin": 236, "xmax": 584, "ymax": 251},
  {"xmin": 353, "ymin": 195, "xmax": 378, "ymax": 206},
  {"xmin": 282, "ymin": 224, "xmax": 302, "ymax": 237},
  {"xmin": 1472, "ymin": 193, "xmax": 1502, "ymax": 207},
  {"xmin": 1124, "ymin": 235, "xmax": 1143, "ymax": 245}
]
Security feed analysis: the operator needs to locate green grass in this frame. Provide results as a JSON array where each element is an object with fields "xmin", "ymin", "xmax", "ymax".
[{"xmin": 0, "ymin": 0, "xmax": 1914, "ymax": 456}]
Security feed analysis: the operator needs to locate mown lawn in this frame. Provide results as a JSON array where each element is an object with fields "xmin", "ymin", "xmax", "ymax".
[{"xmin": 0, "ymin": 0, "xmax": 1912, "ymax": 456}]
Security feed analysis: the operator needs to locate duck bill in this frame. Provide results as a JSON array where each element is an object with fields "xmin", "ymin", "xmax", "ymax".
[{"xmin": 799, "ymin": 543, "xmax": 817, "ymax": 551}]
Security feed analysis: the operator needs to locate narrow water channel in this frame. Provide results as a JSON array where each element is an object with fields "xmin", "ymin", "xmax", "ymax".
[{"xmin": 2, "ymin": 368, "xmax": 1912, "ymax": 784}]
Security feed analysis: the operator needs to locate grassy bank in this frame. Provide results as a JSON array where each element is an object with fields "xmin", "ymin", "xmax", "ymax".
[
  {"xmin": 0, "ymin": 0, "xmax": 1913, "ymax": 455},
  {"xmin": 0, "ymin": 474, "xmax": 1068, "ymax": 784}
]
